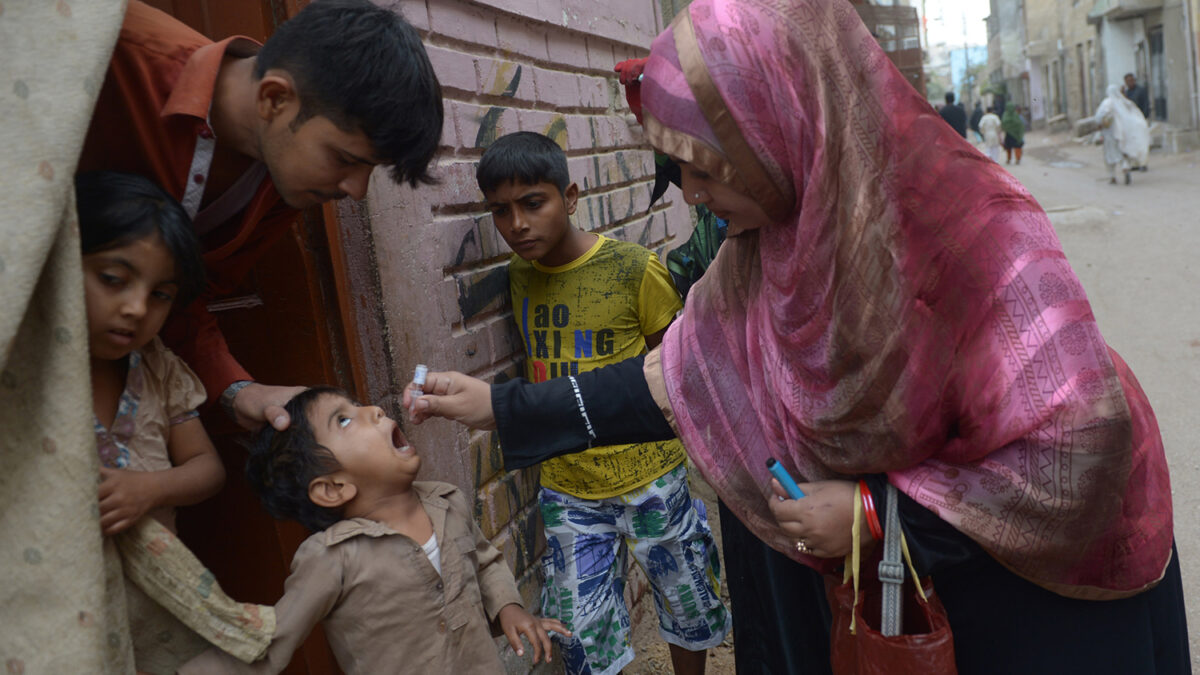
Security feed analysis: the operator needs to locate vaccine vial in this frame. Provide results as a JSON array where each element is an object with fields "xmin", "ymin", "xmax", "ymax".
[{"xmin": 412, "ymin": 364, "xmax": 429, "ymax": 397}]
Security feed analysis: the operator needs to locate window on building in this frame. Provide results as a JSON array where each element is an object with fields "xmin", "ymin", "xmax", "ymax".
[
  {"xmin": 1049, "ymin": 61, "xmax": 1066, "ymax": 116},
  {"xmin": 1149, "ymin": 26, "xmax": 1167, "ymax": 120},
  {"xmin": 1056, "ymin": 59, "xmax": 1068, "ymax": 115},
  {"xmin": 876, "ymin": 23, "xmax": 897, "ymax": 52},
  {"xmin": 1043, "ymin": 63, "xmax": 1052, "ymax": 114},
  {"xmin": 1087, "ymin": 39, "xmax": 1096, "ymax": 113},
  {"xmin": 1076, "ymin": 44, "xmax": 1087, "ymax": 115}
]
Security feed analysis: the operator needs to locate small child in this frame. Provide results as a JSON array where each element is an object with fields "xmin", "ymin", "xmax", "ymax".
[
  {"xmin": 477, "ymin": 132, "xmax": 730, "ymax": 675},
  {"xmin": 79, "ymin": 170, "xmax": 229, "ymax": 670},
  {"xmin": 181, "ymin": 387, "xmax": 568, "ymax": 673},
  {"xmin": 80, "ymin": 170, "xmax": 225, "ymax": 535}
]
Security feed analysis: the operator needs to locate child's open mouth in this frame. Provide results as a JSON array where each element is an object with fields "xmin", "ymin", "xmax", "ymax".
[{"xmin": 391, "ymin": 424, "xmax": 414, "ymax": 455}]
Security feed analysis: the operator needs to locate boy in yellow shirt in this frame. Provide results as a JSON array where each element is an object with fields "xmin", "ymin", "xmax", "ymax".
[{"xmin": 477, "ymin": 132, "xmax": 730, "ymax": 675}]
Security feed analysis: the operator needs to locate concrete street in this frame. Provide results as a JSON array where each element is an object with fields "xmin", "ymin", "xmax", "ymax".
[{"xmin": 1008, "ymin": 130, "xmax": 1200, "ymax": 667}]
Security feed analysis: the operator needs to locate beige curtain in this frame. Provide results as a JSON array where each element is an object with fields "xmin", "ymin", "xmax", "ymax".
[{"xmin": 0, "ymin": 1, "xmax": 133, "ymax": 672}]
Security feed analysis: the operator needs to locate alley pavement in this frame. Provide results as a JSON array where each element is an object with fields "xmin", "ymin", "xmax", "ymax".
[{"xmin": 1002, "ymin": 129, "xmax": 1200, "ymax": 667}]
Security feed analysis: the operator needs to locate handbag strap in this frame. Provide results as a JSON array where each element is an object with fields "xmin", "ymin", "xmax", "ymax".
[
  {"xmin": 845, "ymin": 482, "xmax": 927, "ymax": 637},
  {"xmin": 846, "ymin": 482, "xmax": 864, "ymax": 634},
  {"xmin": 878, "ymin": 483, "xmax": 930, "ymax": 636},
  {"xmin": 879, "ymin": 483, "xmax": 905, "ymax": 636}
]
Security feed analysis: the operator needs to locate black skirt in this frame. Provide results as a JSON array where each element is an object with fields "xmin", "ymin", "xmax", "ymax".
[
  {"xmin": 755, "ymin": 540, "xmax": 1190, "ymax": 675},
  {"xmin": 1003, "ymin": 133, "xmax": 1024, "ymax": 149},
  {"xmin": 933, "ymin": 541, "xmax": 1190, "ymax": 674}
]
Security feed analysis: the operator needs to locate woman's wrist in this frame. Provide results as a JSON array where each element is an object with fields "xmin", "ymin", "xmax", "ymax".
[{"xmin": 859, "ymin": 479, "xmax": 883, "ymax": 541}]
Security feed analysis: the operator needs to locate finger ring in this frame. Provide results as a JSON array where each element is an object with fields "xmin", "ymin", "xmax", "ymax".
[{"xmin": 795, "ymin": 540, "xmax": 811, "ymax": 554}]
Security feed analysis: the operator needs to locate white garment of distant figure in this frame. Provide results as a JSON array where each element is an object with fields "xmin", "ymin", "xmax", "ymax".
[
  {"xmin": 978, "ymin": 111, "xmax": 1002, "ymax": 162},
  {"xmin": 1095, "ymin": 84, "xmax": 1150, "ymax": 184}
]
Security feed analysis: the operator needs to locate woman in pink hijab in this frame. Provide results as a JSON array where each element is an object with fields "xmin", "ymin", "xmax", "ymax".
[{"xmin": 409, "ymin": 0, "xmax": 1188, "ymax": 671}]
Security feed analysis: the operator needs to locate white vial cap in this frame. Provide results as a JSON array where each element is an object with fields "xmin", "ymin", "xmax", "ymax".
[{"xmin": 413, "ymin": 364, "xmax": 429, "ymax": 386}]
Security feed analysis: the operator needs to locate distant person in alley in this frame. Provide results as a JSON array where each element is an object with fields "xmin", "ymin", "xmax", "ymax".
[
  {"xmin": 969, "ymin": 101, "xmax": 984, "ymax": 143},
  {"xmin": 1001, "ymin": 104, "xmax": 1025, "ymax": 165},
  {"xmin": 1122, "ymin": 73, "xmax": 1151, "ymax": 119},
  {"xmin": 1096, "ymin": 84, "xmax": 1151, "ymax": 184},
  {"xmin": 979, "ymin": 106, "xmax": 1003, "ymax": 162},
  {"xmin": 939, "ymin": 91, "xmax": 968, "ymax": 137}
]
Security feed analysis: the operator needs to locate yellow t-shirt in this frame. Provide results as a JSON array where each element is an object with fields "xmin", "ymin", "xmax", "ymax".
[{"xmin": 508, "ymin": 235, "xmax": 686, "ymax": 498}]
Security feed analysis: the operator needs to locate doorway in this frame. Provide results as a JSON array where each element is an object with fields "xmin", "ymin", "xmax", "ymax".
[
  {"xmin": 1149, "ymin": 25, "xmax": 1167, "ymax": 120},
  {"xmin": 1076, "ymin": 43, "xmax": 1088, "ymax": 117},
  {"xmin": 142, "ymin": 1, "xmax": 363, "ymax": 673}
]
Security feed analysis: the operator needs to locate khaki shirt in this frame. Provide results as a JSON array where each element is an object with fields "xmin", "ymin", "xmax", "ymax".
[{"xmin": 180, "ymin": 482, "xmax": 523, "ymax": 674}]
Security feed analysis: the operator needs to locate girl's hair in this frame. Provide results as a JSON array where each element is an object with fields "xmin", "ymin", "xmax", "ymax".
[{"xmin": 75, "ymin": 171, "xmax": 207, "ymax": 306}]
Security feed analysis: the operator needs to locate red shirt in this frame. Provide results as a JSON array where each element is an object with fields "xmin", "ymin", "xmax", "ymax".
[{"xmin": 79, "ymin": 1, "xmax": 299, "ymax": 402}]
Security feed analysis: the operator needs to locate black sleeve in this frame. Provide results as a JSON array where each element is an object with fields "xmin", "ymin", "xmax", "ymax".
[
  {"xmin": 861, "ymin": 474, "xmax": 983, "ymax": 577},
  {"xmin": 492, "ymin": 354, "xmax": 676, "ymax": 470}
]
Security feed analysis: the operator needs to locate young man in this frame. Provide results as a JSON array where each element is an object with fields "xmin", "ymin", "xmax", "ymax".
[
  {"xmin": 969, "ymin": 101, "xmax": 984, "ymax": 143},
  {"xmin": 476, "ymin": 131, "xmax": 730, "ymax": 675},
  {"xmin": 180, "ymin": 387, "xmax": 568, "ymax": 673},
  {"xmin": 939, "ymin": 91, "xmax": 968, "ymax": 138},
  {"xmin": 78, "ymin": 0, "xmax": 443, "ymax": 430},
  {"xmin": 1122, "ymin": 73, "xmax": 1151, "ymax": 119}
]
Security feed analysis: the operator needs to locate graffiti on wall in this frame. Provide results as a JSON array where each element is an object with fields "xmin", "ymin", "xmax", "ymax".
[
  {"xmin": 476, "ymin": 64, "xmax": 521, "ymax": 148},
  {"xmin": 456, "ymin": 266, "xmax": 509, "ymax": 323}
]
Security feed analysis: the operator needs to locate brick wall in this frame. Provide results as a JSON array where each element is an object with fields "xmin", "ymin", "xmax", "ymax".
[{"xmin": 333, "ymin": 0, "xmax": 694, "ymax": 669}]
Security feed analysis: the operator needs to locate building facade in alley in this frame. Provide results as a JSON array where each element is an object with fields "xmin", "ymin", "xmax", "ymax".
[{"xmin": 987, "ymin": 0, "xmax": 1200, "ymax": 140}]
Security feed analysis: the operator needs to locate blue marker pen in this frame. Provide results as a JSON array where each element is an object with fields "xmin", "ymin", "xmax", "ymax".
[{"xmin": 766, "ymin": 458, "xmax": 806, "ymax": 499}]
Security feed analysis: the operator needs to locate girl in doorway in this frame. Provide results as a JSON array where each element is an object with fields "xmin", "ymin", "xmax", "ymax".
[
  {"xmin": 80, "ymin": 170, "xmax": 224, "ymax": 536},
  {"xmin": 80, "ymin": 171, "xmax": 233, "ymax": 673}
]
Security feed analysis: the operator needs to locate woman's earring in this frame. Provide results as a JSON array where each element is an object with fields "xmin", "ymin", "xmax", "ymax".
[{"xmin": 693, "ymin": 193, "xmax": 701, "ymax": 199}]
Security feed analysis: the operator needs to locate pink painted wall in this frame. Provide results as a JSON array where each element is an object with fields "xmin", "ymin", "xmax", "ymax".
[{"xmin": 332, "ymin": 0, "xmax": 694, "ymax": 634}]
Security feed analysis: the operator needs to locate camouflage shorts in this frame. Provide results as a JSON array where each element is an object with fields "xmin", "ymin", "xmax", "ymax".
[{"xmin": 539, "ymin": 463, "xmax": 731, "ymax": 675}]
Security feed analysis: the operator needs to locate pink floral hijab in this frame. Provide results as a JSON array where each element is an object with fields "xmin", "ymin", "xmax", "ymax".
[{"xmin": 643, "ymin": 0, "xmax": 1171, "ymax": 599}]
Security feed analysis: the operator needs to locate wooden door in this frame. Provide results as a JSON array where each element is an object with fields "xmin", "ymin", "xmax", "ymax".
[{"xmin": 143, "ymin": 2, "xmax": 361, "ymax": 674}]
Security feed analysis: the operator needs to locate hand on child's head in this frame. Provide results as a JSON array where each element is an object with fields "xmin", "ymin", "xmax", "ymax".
[{"xmin": 229, "ymin": 383, "xmax": 307, "ymax": 431}]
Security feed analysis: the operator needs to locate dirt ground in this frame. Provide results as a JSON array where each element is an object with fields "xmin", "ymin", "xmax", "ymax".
[{"xmin": 624, "ymin": 466, "xmax": 736, "ymax": 674}]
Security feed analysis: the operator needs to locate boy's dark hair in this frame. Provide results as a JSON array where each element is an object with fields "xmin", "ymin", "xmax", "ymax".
[
  {"xmin": 245, "ymin": 386, "xmax": 347, "ymax": 532},
  {"xmin": 477, "ymin": 131, "xmax": 571, "ymax": 195},
  {"xmin": 255, "ymin": 0, "xmax": 443, "ymax": 187},
  {"xmin": 944, "ymin": 91, "xmax": 956, "ymax": 104},
  {"xmin": 75, "ymin": 171, "xmax": 207, "ymax": 307}
]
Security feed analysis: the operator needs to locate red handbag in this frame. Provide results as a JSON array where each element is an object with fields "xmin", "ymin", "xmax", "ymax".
[{"xmin": 829, "ymin": 484, "xmax": 957, "ymax": 674}]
